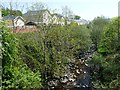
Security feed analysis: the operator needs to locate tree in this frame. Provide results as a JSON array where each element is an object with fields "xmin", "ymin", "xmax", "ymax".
[
  {"xmin": 1, "ymin": 1, "xmax": 23, "ymax": 16},
  {"xmin": 1, "ymin": 21, "xmax": 42, "ymax": 89},
  {"xmin": 74, "ymin": 15, "xmax": 81, "ymax": 20},
  {"xmin": 62, "ymin": 6, "xmax": 74, "ymax": 24},
  {"xmin": 2, "ymin": 8, "xmax": 22, "ymax": 16},
  {"xmin": 16, "ymin": 22, "xmax": 92, "ymax": 83},
  {"xmin": 89, "ymin": 17, "xmax": 120, "ymax": 88},
  {"xmin": 90, "ymin": 16, "xmax": 110, "ymax": 50},
  {"xmin": 98, "ymin": 17, "xmax": 120, "ymax": 54}
]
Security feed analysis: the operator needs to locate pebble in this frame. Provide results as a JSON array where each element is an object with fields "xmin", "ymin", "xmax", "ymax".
[
  {"xmin": 60, "ymin": 77, "xmax": 68, "ymax": 83},
  {"xmin": 85, "ymin": 63, "xmax": 88, "ymax": 66},
  {"xmin": 73, "ymin": 75, "xmax": 77, "ymax": 78},
  {"xmin": 69, "ymin": 78, "xmax": 75, "ymax": 82},
  {"xmin": 76, "ymin": 69, "xmax": 80, "ymax": 74}
]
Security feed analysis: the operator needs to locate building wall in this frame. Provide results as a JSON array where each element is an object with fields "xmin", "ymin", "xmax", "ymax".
[
  {"xmin": 14, "ymin": 18, "xmax": 25, "ymax": 27},
  {"xmin": 14, "ymin": 26, "xmax": 38, "ymax": 33},
  {"xmin": 52, "ymin": 15, "xmax": 65, "ymax": 25},
  {"xmin": 43, "ymin": 11, "xmax": 52, "ymax": 25},
  {"xmin": 52, "ymin": 15, "xmax": 59, "ymax": 24},
  {"xmin": 59, "ymin": 17, "xmax": 65, "ymax": 25}
]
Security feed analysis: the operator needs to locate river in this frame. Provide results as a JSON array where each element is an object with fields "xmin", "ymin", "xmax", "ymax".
[{"xmin": 42, "ymin": 45, "xmax": 96, "ymax": 90}]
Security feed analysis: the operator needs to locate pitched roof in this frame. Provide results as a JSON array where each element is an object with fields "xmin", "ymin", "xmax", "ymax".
[
  {"xmin": 3, "ymin": 15, "xmax": 17, "ymax": 20},
  {"xmin": 23, "ymin": 9, "xmax": 51, "ymax": 16},
  {"xmin": 3, "ymin": 15, "xmax": 25, "ymax": 21},
  {"xmin": 52, "ymin": 13, "xmax": 63, "ymax": 18},
  {"xmin": 23, "ymin": 9, "xmax": 51, "ymax": 23},
  {"xmin": 74, "ymin": 19, "xmax": 89, "ymax": 24}
]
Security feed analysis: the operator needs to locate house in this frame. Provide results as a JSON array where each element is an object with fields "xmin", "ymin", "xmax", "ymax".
[
  {"xmin": 73, "ymin": 19, "xmax": 89, "ymax": 25},
  {"xmin": 23, "ymin": 9, "xmax": 52, "ymax": 25},
  {"xmin": 2, "ymin": 15, "xmax": 38, "ymax": 33},
  {"xmin": 52, "ymin": 13, "xmax": 65, "ymax": 25},
  {"xmin": 25, "ymin": 21, "xmax": 37, "ymax": 28},
  {"xmin": 42, "ymin": 10, "xmax": 52, "ymax": 25},
  {"xmin": 25, "ymin": 21, "xmax": 38, "ymax": 31},
  {"xmin": 3, "ymin": 15, "xmax": 25, "ymax": 28},
  {"xmin": 15, "ymin": 21, "xmax": 38, "ymax": 33}
]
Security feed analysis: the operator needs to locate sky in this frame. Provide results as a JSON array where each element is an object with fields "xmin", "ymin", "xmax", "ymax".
[{"xmin": 0, "ymin": 0, "xmax": 120, "ymax": 20}]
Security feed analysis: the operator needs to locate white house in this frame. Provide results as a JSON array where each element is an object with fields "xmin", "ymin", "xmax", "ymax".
[
  {"xmin": 52, "ymin": 14, "xmax": 59, "ymax": 24},
  {"xmin": 23, "ymin": 10, "xmax": 66, "ymax": 26},
  {"xmin": 52, "ymin": 13, "xmax": 65, "ymax": 25},
  {"xmin": 42, "ymin": 10, "xmax": 52, "ymax": 25},
  {"xmin": 23, "ymin": 10, "xmax": 52, "ymax": 25},
  {"xmin": 14, "ymin": 16, "xmax": 25, "ymax": 27},
  {"xmin": 3, "ymin": 16, "xmax": 25, "ymax": 28}
]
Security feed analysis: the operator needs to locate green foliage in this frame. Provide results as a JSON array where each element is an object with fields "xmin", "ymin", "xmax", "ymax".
[
  {"xmin": 88, "ymin": 53, "xmax": 104, "ymax": 65},
  {"xmin": 2, "ymin": 8, "xmax": 10, "ymax": 16},
  {"xmin": 90, "ymin": 16, "xmax": 110, "ymax": 50},
  {"xmin": 2, "ymin": 64, "xmax": 42, "ymax": 89},
  {"xmin": 1, "ymin": 24, "xmax": 17, "ymax": 67},
  {"xmin": 89, "ymin": 17, "xmax": 120, "ymax": 88},
  {"xmin": 17, "ymin": 32, "xmax": 45, "ymax": 73},
  {"xmin": 68, "ymin": 24, "xmax": 92, "ymax": 52},
  {"xmin": 98, "ymin": 17, "xmax": 119, "ymax": 54},
  {"xmin": 1, "ymin": 22, "xmax": 42, "ymax": 89},
  {"xmin": 87, "ymin": 16, "xmax": 120, "ymax": 89},
  {"xmin": 109, "ymin": 77, "xmax": 120, "ymax": 89},
  {"xmin": 2, "ymin": 8, "xmax": 22, "ymax": 16},
  {"xmin": 16, "ymin": 23, "xmax": 92, "ymax": 82},
  {"xmin": 91, "ymin": 54, "xmax": 120, "ymax": 88},
  {"xmin": 74, "ymin": 15, "xmax": 81, "ymax": 20},
  {"xmin": 88, "ymin": 53, "xmax": 119, "ymax": 88}
]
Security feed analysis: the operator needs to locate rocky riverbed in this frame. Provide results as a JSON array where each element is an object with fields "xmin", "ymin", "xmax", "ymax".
[{"xmin": 43, "ymin": 45, "xmax": 96, "ymax": 90}]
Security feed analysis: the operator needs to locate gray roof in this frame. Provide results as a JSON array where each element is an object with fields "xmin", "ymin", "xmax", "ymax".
[
  {"xmin": 2, "ymin": 16, "xmax": 25, "ymax": 22},
  {"xmin": 23, "ymin": 9, "xmax": 51, "ymax": 23},
  {"xmin": 23, "ymin": 9, "xmax": 51, "ymax": 16},
  {"xmin": 74, "ymin": 19, "xmax": 89, "ymax": 24},
  {"xmin": 3, "ymin": 15, "xmax": 17, "ymax": 20},
  {"xmin": 52, "ymin": 13, "xmax": 63, "ymax": 18}
]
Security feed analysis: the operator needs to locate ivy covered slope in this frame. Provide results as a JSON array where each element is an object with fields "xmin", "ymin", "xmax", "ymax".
[
  {"xmin": 1, "ymin": 22, "xmax": 42, "ymax": 89},
  {"xmin": 88, "ymin": 17, "xmax": 120, "ymax": 88}
]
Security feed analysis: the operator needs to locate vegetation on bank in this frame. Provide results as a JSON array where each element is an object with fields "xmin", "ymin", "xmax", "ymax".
[
  {"xmin": 88, "ymin": 17, "xmax": 120, "ymax": 88},
  {"xmin": 17, "ymin": 23, "xmax": 92, "ymax": 82},
  {"xmin": 1, "ymin": 22, "xmax": 42, "ymax": 89},
  {"xmin": 1, "ymin": 22, "xmax": 92, "ymax": 89},
  {"xmin": 1, "ymin": 16, "xmax": 120, "ymax": 89}
]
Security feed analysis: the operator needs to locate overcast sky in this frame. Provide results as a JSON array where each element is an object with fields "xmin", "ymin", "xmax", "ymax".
[{"xmin": 1, "ymin": 0, "xmax": 119, "ymax": 20}]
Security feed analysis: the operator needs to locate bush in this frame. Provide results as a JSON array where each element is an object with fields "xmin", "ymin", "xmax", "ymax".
[
  {"xmin": 89, "ymin": 53, "xmax": 120, "ymax": 88},
  {"xmin": 1, "ymin": 22, "xmax": 42, "ymax": 89},
  {"xmin": 16, "ymin": 24, "xmax": 92, "ymax": 81}
]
